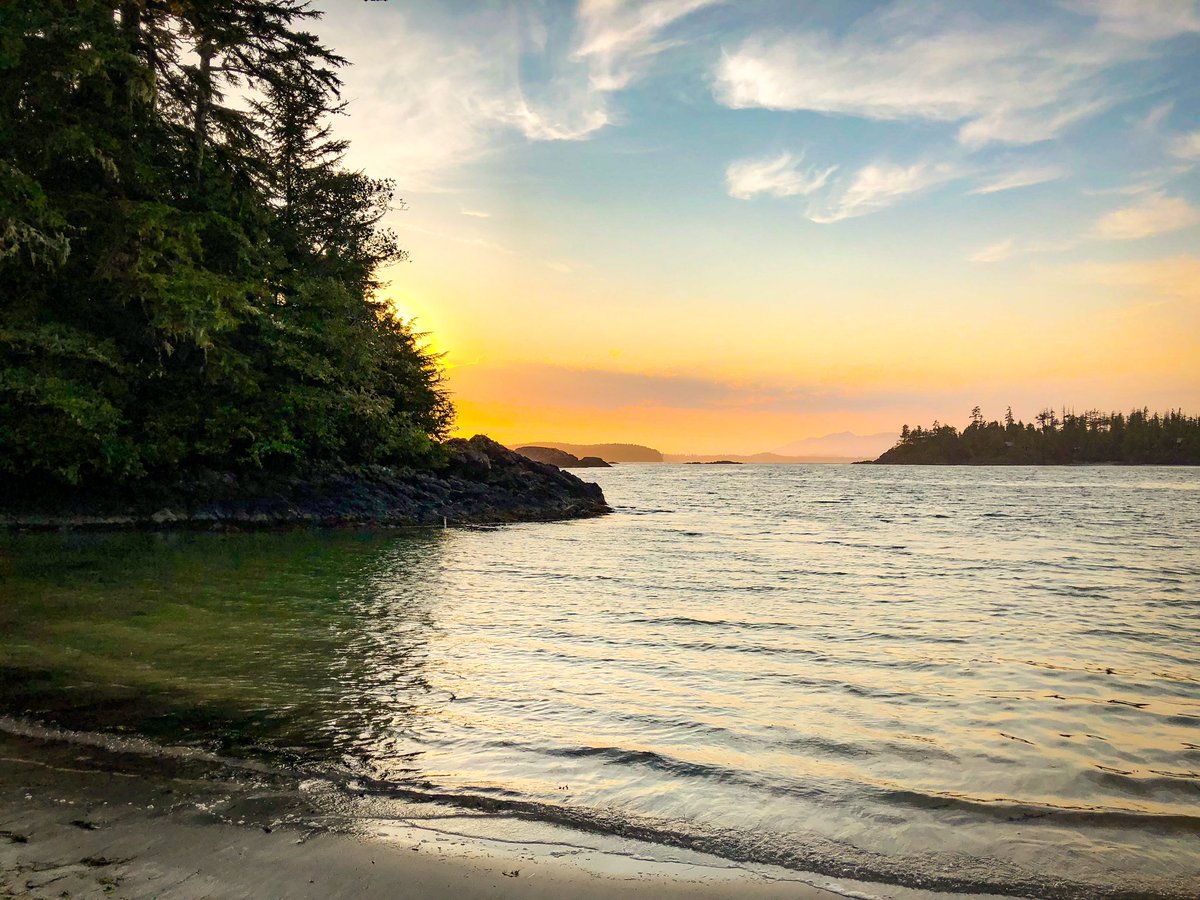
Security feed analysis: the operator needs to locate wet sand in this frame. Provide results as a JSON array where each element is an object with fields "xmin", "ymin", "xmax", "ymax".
[{"xmin": 0, "ymin": 729, "xmax": 847, "ymax": 899}]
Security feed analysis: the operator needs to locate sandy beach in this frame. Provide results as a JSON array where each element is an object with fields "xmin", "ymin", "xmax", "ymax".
[{"xmin": 0, "ymin": 728, "xmax": 848, "ymax": 900}]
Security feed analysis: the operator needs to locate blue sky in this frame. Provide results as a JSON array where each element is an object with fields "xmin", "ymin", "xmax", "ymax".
[{"xmin": 312, "ymin": 1, "xmax": 1200, "ymax": 452}]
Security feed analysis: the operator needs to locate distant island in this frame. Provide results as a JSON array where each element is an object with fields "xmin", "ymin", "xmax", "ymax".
[
  {"xmin": 665, "ymin": 452, "xmax": 863, "ymax": 464},
  {"xmin": 871, "ymin": 407, "xmax": 1200, "ymax": 465},
  {"xmin": 514, "ymin": 442, "xmax": 663, "ymax": 462},
  {"xmin": 516, "ymin": 440, "xmax": 883, "ymax": 465},
  {"xmin": 515, "ymin": 446, "xmax": 612, "ymax": 468}
]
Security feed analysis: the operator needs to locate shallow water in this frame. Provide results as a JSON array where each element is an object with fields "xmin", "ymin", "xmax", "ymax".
[{"xmin": 2, "ymin": 465, "xmax": 1199, "ymax": 898}]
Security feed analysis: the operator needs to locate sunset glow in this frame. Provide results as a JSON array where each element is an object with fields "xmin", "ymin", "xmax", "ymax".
[{"xmin": 324, "ymin": 1, "xmax": 1199, "ymax": 454}]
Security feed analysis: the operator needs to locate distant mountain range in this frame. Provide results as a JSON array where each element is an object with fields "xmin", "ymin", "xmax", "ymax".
[
  {"xmin": 662, "ymin": 452, "xmax": 871, "ymax": 464},
  {"xmin": 511, "ymin": 432, "xmax": 898, "ymax": 465},
  {"xmin": 771, "ymin": 431, "xmax": 897, "ymax": 460}
]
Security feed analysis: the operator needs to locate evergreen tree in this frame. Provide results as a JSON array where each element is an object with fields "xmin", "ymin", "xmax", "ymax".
[
  {"xmin": 879, "ymin": 407, "xmax": 1200, "ymax": 465},
  {"xmin": 1, "ymin": 1, "xmax": 451, "ymax": 489}
]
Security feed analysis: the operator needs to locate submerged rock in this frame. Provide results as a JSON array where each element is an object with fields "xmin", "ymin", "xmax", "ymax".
[{"xmin": 0, "ymin": 435, "xmax": 609, "ymax": 531}]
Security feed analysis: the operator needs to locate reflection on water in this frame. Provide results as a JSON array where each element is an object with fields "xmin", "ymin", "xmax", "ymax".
[
  {"xmin": 0, "ymin": 532, "xmax": 444, "ymax": 757},
  {"xmin": 2, "ymin": 464, "xmax": 1199, "ymax": 898}
]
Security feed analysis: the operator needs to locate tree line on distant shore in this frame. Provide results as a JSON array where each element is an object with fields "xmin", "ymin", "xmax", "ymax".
[
  {"xmin": 1, "ymin": 1, "xmax": 451, "ymax": 491},
  {"xmin": 874, "ymin": 407, "xmax": 1200, "ymax": 465}
]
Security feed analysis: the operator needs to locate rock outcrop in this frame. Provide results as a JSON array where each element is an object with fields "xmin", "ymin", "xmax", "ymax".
[{"xmin": 0, "ymin": 436, "xmax": 610, "ymax": 530}]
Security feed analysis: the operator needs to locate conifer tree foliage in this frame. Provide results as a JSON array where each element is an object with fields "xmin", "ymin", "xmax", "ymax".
[
  {"xmin": 877, "ymin": 408, "xmax": 1200, "ymax": 465},
  {"xmin": 1, "ymin": 1, "xmax": 451, "ymax": 488}
]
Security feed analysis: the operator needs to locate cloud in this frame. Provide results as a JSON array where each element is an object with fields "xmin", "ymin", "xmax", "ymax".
[
  {"xmin": 711, "ymin": 4, "xmax": 1164, "ymax": 148},
  {"xmin": 1061, "ymin": 0, "xmax": 1200, "ymax": 41},
  {"xmin": 970, "ymin": 166, "xmax": 1067, "ymax": 195},
  {"xmin": 1090, "ymin": 193, "xmax": 1200, "ymax": 240},
  {"xmin": 1169, "ymin": 130, "xmax": 1200, "ymax": 161},
  {"xmin": 501, "ymin": 0, "xmax": 723, "ymax": 141},
  {"xmin": 1136, "ymin": 100, "xmax": 1174, "ymax": 132},
  {"xmin": 726, "ymin": 151, "xmax": 965, "ymax": 223},
  {"xmin": 968, "ymin": 236, "xmax": 1078, "ymax": 262},
  {"xmin": 394, "ymin": 222, "xmax": 513, "ymax": 254},
  {"xmin": 317, "ymin": 1, "xmax": 718, "ymax": 190},
  {"xmin": 575, "ymin": 0, "xmax": 724, "ymax": 92},
  {"xmin": 447, "ymin": 361, "xmax": 914, "ymax": 414},
  {"xmin": 1084, "ymin": 175, "xmax": 1181, "ymax": 196},
  {"xmin": 1066, "ymin": 255, "xmax": 1200, "ymax": 302},
  {"xmin": 725, "ymin": 152, "xmax": 836, "ymax": 200},
  {"xmin": 969, "ymin": 239, "xmax": 1017, "ymax": 263},
  {"xmin": 806, "ymin": 160, "xmax": 965, "ymax": 223},
  {"xmin": 460, "ymin": 209, "xmax": 492, "ymax": 218},
  {"xmin": 450, "ymin": 362, "xmax": 747, "ymax": 410}
]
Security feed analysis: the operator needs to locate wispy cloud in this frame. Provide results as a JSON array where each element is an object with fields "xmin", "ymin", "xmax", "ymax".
[
  {"xmin": 1083, "ymin": 174, "xmax": 1182, "ymax": 196},
  {"xmin": 720, "ymin": 150, "xmax": 964, "ymax": 222},
  {"xmin": 710, "ymin": 3, "xmax": 1178, "ymax": 148},
  {"xmin": 449, "ymin": 361, "xmax": 912, "ymax": 414},
  {"xmin": 460, "ymin": 208, "xmax": 492, "ymax": 218},
  {"xmin": 807, "ymin": 160, "xmax": 965, "ymax": 224},
  {"xmin": 969, "ymin": 239, "xmax": 1017, "ymax": 263},
  {"xmin": 395, "ymin": 222, "xmax": 513, "ymax": 254},
  {"xmin": 1090, "ymin": 192, "xmax": 1200, "ymax": 240},
  {"xmin": 727, "ymin": 152, "xmax": 965, "ymax": 223},
  {"xmin": 1169, "ymin": 130, "xmax": 1200, "ymax": 161},
  {"xmin": 575, "ymin": 0, "xmax": 724, "ymax": 92},
  {"xmin": 725, "ymin": 152, "xmax": 836, "ymax": 200},
  {"xmin": 1061, "ymin": 0, "xmax": 1200, "ymax": 41},
  {"xmin": 970, "ymin": 166, "xmax": 1067, "ymax": 195},
  {"xmin": 504, "ymin": 0, "xmax": 723, "ymax": 141},
  {"xmin": 1066, "ymin": 255, "xmax": 1200, "ymax": 303},
  {"xmin": 319, "ymin": 1, "xmax": 718, "ymax": 190},
  {"xmin": 969, "ymin": 236, "xmax": 1078, "ymax": 262}
]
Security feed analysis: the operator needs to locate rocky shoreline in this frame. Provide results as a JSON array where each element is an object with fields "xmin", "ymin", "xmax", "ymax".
[{"xmin": 0, "ymin": 436, "xmax": 610, "ymax": 531}]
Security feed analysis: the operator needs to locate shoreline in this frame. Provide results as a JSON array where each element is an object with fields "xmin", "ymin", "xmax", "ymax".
[
  {"xmin": 0, "ymin": 435, "xmax": 610, "ymax": 532},
  {"xmin": 0, "ymin": 725, "xmax": 856, "ymax": 900}
]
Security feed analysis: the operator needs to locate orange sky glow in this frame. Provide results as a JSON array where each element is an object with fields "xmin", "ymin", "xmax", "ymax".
[{"xmin": 318, "ymin": 2, "xmax": 1200, "ymax": 455}]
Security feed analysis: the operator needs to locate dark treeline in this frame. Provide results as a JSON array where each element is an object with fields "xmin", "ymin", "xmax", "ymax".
[
  {"xmin": 875, "ymin": 407, "xmax": 1200, "ymax": 465},
  {"xmin": 1, "ymin": 1, "xmax": 451, "ymax": 490}
]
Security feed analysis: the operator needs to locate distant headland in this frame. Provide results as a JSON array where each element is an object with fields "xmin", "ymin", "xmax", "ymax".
[
  {"xmin": 514, "ymin": 441, "xmax": 879, "ymax": 464},
  {"xmin": 515, "ymin": 446, "xmax": 612, "ymax": 468},
  {"xmin": 514, "ymin": 443, "xmax": 663, "ymax": 463},
  {"xmin": 869, "ymin": 407, "xmax": 1200, "ymax": 465},
  {"xmin": 0, "ymin": 5, "xmax": 610, "ymax": 531}
]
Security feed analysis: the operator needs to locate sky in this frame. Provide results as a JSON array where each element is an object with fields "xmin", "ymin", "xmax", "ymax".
[{"xmin": 311, "ymin": 0, "xmax": 1200, "ymax": 454}]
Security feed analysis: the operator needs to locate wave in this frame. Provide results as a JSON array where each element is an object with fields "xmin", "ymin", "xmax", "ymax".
[
  {"xmin": 874, "ymin": 786, "xmax": 1200, "ymax": 834},
  {"xmin": 5, "ymin": 714, "xmax": 1198, "ymax": 899}
]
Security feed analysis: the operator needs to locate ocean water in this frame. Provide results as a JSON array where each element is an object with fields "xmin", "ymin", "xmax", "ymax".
[{"xmin": 2, "ymin": 465, "xmax": 1199, "ymax": 898}]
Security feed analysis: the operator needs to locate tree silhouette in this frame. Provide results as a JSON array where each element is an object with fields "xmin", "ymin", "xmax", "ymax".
[
  {"xmin": 876, "ymin": 407, "xmax": 1200, "ymax": 465},
  {"xmin": 1, "ymin": 1, "xmax": 450, "ymax": 488}
]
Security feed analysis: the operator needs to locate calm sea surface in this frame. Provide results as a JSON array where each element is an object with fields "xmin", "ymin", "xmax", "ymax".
[{"xmin": 2, "ymin": 465, "xmax": 1199, "ymax": 898}]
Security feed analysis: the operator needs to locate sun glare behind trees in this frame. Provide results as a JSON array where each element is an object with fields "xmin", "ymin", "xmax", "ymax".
[{"xmin": 0, "ymin": 1, "xmax": 452, "ymax": 488}]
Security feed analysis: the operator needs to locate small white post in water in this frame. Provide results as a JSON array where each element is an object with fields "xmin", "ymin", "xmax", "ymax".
[{"xmin": 443, "ymin": 516, "xmax": 448, "ymax": 530}]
